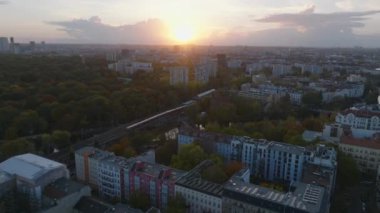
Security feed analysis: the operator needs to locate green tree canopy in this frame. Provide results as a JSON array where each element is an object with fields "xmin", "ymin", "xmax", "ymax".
[
  {"xmin": 129, "ymin": 191, "xmax": 150, "ymax": 211},
  {"xmin": 302, "ymin": 92, "xmax": 322, "ymax": 108},
  {"xmin": 171, "ymin": 144, "xmax": 208, "ymax": 171},
  {"xmin": 166, "ymin": 194, "xmax": 187, "ymax": 213},
  {"xmin": 0, "ymin": 138, "xmax": 35, "ymax": 160},
  {"xmin": 337, "ymin": 152, "xmax": 360, "ymax": 190}
]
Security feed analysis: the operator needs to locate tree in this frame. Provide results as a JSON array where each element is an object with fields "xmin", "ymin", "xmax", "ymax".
[
  {"xmin": 166, "ymin": 195, "xmax": 187, "ymax": 213},
  {"xmin": 302, "ymin": 92, "xmax": 322, "ymax": 108},
  {"xmin": 234, "ymin": 97, "xmax": 263, "ymax": 122},
  {"xmin": 266, "ymin": 95, "xmax": 293, "ymax": 120},
  {"xmin": 225, "ymin": 161, "xmax": 244, "ymax": 177},
  {"xmin": 201, "ymin": 164, "xmax": 228, "ymax": 183},
  {"xmin": 0, "ymin": 106, "xmax": 19, "ymax": 138},
  {"xmin": 302, "ymin": 116, "xmax": 324, "ymax": 131},
  {"xmin": 108, "ymin": 138, "xmax": 137, "ymax": 158},
  {"xmin": 6, "ymin": 110, "xmax": 47, "ymax": 139},
  {"xmin": 337, "ymin": 152, "xmax": 360, "ymax": 190},
  {"xmin": 129, "ymin": 191, "xmax": 150, "ymax": 211},
  {"xmin": 50, "ymin": 130, "xmax": 71, "ymax": 149},
  {"xmin": 0, "ymin": 138, "xmax": 35, "ymax": 160},
  {"xmin": 365, "ymin": 90, "xmax": 379, "ymax": 104},
  {"xmin": 156, "ymin": 140, "xmax": 177, "ymax": 165},
  {"xmin": 171, "ymin": 144, "xmax": 207, "ymax": 171},
  {"xmin": 208, "ymin": 102, "xmax": 237, "ymax": 125}
]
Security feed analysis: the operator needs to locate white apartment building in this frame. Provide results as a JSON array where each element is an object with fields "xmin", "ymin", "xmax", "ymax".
[
  {"xmin": 169, "ymin": 66, "xmax": 189, "ymax": 85},
  {"xmin": 335, "ymin": 105, "xmax": 380, "ymax": 138},
  {"xmin": 0, "ymin": 37, "xmax": 9, "ymax": 52},
  {"xmin": 175, "ymin": 185, "xmax": 222, "ymax": 213},
  {"xmin": 347, "ymin": 74, "xmax": 367, "ymax": 83},
  {"xmin": 295, "ymin": 63, "xmax": 322, "ymax": 75},
  {"xmin": 321, "ymin": 83, "xmax": 365, "ymax": 103},
  {"xmin": 75, "ymin": 147, "xmax": 114, "ymax": 187},
  {"xmin": 194, "ymin": 61, "xmax": 217, "ymax": 84},
  {"xmin": 272, "ymin": 64, "xmax": 292, "ymax": 76},
  {"xmin": 98, "ymin": 157, "xmax": 123, "ymax": 199},
  {"xmin": 108, "ymin": 60, "xmax": 153, "ymax": 74}
]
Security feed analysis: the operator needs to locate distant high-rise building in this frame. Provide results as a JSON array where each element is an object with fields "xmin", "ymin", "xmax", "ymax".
[
  {"xmin": 0, "ymin": 37, "xmax": 10, "ymax": 52},
  {"xmin": 216, "ymin": 54, "xmax": 227, "ymax": 70},
  {"xmin": 29, "ymin": 41, "xmax": 36, "ymax": 52},
  {"xmin": 194, "ymin": 61, "xmax": 217, "ymax": 84},
  {"xmin": 169, "ymin": 66, "xmax": 189, "ymax": 85}
]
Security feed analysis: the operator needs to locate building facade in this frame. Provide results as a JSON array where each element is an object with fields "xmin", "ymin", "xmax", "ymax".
[
  {"xmin": 335, "ymin": 105, "xmax": 380, "ymax": 138},
  {"xmin": 223, "ymin": 178, "xmax": 328, "ymax": 213},
  {"xmin": 178, "ymin": 128, "xmax": 329, "ymax": 184},
  {"xmin": 169, "ymin": 66, "xmax": 189, "ymax": 85},
  {"xmin": 75, "ymin": 147, "xmax": 184, "ymax": 209},
  {"xmin": 339, "ymin": 136, "xmax": 380, "ymax": 173},
  {"xmin": 0, "ymin": 153, "xmax": 70, "ymax": 208},
  {"xmin": 194, "ymin": 61, "xmax": 217, "ymax": 84},
  {"xmin": 0, "ymin": 37, "xmax": 9, "ymax": 52},
  {"xmin": 175, "ymin": 161, "xmax": 223, "ymax": 213}
]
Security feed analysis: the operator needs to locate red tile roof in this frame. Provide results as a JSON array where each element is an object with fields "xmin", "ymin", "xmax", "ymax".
[
  {"xmin": 341, "ymin": 136, "xmax": 380, "ymax": 150},
  {"xmin": 340, "ymin": 109, "xmax": 380, "ymax": 118}
]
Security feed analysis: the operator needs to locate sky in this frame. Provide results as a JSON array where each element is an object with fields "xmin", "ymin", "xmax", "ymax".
[{"xmin": 1, "ymin": 0, "xmax": 380, "ymax": 47}]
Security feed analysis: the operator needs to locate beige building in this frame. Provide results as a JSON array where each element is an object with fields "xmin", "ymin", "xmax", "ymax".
[{"xmin": 339, "ymin": 136, "xmax": 380, "ymax": 173}]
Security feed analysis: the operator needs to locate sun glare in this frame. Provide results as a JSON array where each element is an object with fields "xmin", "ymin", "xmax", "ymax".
[{"xmin": 172, "ymin": 26, "xmax": 195, "ymax": 43}]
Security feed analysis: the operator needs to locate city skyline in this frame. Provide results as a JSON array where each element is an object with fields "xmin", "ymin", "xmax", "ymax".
[{"xmin": 1, "ymin": 0, "xmax": 380, "ymax": 47}]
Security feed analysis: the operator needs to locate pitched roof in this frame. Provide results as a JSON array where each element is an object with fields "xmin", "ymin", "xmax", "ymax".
[{"xmin": 341, "ymin": 136, "xmax": 380, "ymax": 150}]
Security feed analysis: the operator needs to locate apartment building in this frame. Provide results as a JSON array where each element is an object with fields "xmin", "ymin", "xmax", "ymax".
[
  {"xmin": 75, "ymin": 147, "xmax": 184, "ymax": 209},
  {"xmin": 169, "ymin": 66, "xmax": 189, "ymax": 85},
  {"xmin": 272, "ymin": 64, "xmax": 292, "ymax": 76},
  {"xmin": 75, "ymin": 147, "xmax": 115, "ymax": 187},
  {"xmin": 175, "ymin": 160, "xmax": 223, "ymax": 213},
  {"xmin": 335, "ymin": 104, "xmax": 380, "ymax": 138},
  {"xmin": 178, "ymin": 128, "xmax": 327, "ymax": 184},
  {"xmin": 194, "ymin": 61, "xmax": 217, "ymax": 84},
  {"xmin": 339, "ymin": 136, "xmax": 380, "ymax": 173},
  {"xmin": 108, "ymin": 59, "xmax": 153, "ymax": 74},
  {"xmin": 223, "ymin": 176, "xmax": 328, "ymax": 213}
]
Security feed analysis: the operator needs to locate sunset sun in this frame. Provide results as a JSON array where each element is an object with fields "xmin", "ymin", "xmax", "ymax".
[{"xmin": 172, "ymin": 26, "xmax": 195, "ymax": 43}]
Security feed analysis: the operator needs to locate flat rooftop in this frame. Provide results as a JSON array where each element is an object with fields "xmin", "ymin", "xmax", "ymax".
[
  {"xmin": 224, "ymin": 177, "xmax": 326, "ymax": 213},
  {"xmin": 302, "ymin": 164, "xmax": 334, "ymax": 191},
  {"xmin": 0, "ymin": 153, "xmax": 66, "ymax": 181},
  {"xmin": 0, "ymin": 170, "xmax": 13, "ymax": 184},
  {"xmin": 132, "ymin": 161, "xmax": 185, "ymax": 182},
  {"xmin": 176, "ymin": 160, "xmax": 224, "ymax": 197},
  {"xmin": 76, "ymin": 146, "xmax": 114, "ymax": 160}
]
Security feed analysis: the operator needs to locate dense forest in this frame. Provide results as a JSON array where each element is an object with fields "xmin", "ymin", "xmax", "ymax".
[{"xmin": 0, "ymin": 55, "xmax": 202, "ymax": 159}]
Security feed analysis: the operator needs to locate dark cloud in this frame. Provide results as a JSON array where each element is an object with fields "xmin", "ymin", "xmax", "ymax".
[
  {"xmin": 0, "ymin": 1, "xmax": 9, "ymax": 5},
  {"xmin": 256, "ymin": 6, "xmax": 380, "ymax": 33},
  {"xmin": 48, "ymin": 16, "xmax": 170, "ymax": 44},
  {"xmin": 205, "ymin": 6, "xmax": 380, "ymax": 47}
]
